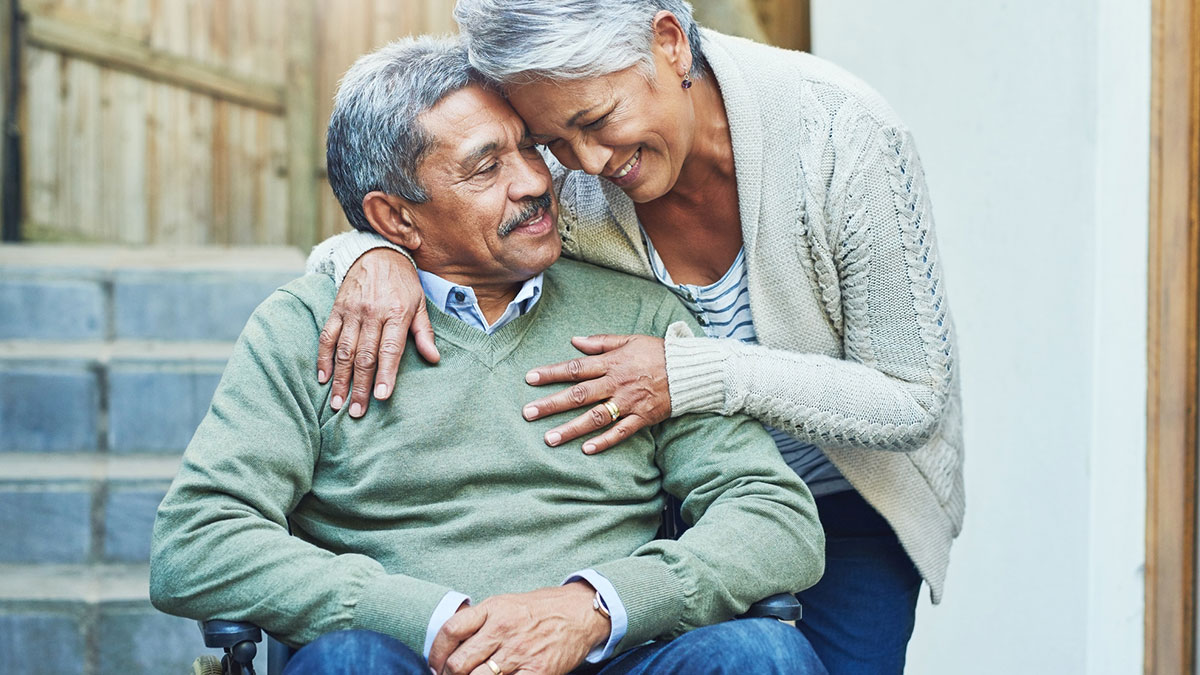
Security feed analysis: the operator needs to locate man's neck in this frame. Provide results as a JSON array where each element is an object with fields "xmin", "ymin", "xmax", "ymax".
[
  {"xmin": 420, "ymin": 266, "xmax": 524, "ymax": 325},
  {"xmin": 470, "ymin": 282, "xmax": 522, "ymax": 325}
]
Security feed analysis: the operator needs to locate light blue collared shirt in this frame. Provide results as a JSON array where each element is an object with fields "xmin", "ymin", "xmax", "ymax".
[
  {"xmin": 416, "ymin": 268, "xmax": 628, "ymax": 663},
  {"xmin": 417, "ymin": 270, "xmax": 544, "ymax": 334}
]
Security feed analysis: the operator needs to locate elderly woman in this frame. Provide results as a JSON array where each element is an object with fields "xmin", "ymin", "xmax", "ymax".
[{"xmin": 307, "ymin": 1, "xmax": 963, "ymax": 672}]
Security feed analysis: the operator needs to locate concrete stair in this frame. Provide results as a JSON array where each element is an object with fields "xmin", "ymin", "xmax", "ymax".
[{"xmin": 1, "ymin": 245, "xmax": 303, "ymax": 674}]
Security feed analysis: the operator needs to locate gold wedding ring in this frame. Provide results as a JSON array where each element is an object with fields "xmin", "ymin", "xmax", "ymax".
[
  {"xmin": 486, "ymin": 658, "xmax": 504, "ymax": 675},
  {"xmin": 603, "ymin": 400, "xmax": 620, "ymax": 422}
]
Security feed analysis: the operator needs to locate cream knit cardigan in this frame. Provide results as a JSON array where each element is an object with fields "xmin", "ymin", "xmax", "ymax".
[{"xmin": 308, "ymin": 29, "xmax": 964, "ymax": 603}]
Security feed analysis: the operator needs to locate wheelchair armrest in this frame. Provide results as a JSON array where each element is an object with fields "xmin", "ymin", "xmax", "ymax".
[
  {"xmin": 737, "ymin": 593, "xmax": 803, "ymax": 621},
  {"xmin": 198, "ymin": 620, "xmax": 263, "ymax": 649}
]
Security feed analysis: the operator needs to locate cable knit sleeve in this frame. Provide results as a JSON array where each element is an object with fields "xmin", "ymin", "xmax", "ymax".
[
  {"xmin": 664, "ymin": 124, "xmax": 955, "ymax": 453},
  {"xmin": 305, "ymin": 229, "xmax": 411, "ymax": 287}
]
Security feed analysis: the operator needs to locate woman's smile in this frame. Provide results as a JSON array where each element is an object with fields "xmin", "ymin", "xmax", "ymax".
[{"xmin": 606, "ymin": 147, "xmax": 642, "ymax": 188}]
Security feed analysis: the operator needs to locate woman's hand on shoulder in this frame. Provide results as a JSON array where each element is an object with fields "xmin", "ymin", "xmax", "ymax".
[
  {"xmin": 317, "ymin": 248, "xmax": 440, "ymax": 417},
  {"xmin": 523, "ymin": 334, "xmax": 670, "ymax": 454}
]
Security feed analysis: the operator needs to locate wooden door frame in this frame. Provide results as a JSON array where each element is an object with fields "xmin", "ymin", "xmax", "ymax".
[{"xmin": 1146, "ymin": 0, "xmax": 1200, "ymax": 672}]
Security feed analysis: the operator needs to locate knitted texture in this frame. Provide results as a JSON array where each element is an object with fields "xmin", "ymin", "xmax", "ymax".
[
  {"xmin": 306, "ymin": 30, "xmax": 964, "ymax": 603},
  {"xmin": 557, "ymin": 32, "xmax": 964, "ymax": 603},
  {"xmin": 151, "ymin": 261, "xmax": 824, "ymax": 653}
]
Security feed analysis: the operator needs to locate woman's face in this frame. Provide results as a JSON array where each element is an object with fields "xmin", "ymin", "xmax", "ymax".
[{"xmin": 505, "ymin": 30, "xmax": 695, "ymax": 203}]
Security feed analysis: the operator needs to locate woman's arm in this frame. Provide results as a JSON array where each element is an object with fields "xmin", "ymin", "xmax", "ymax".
[
  {"xmin": 306, "ymin": 232, "xmax": 439, "ymax": 417},
  {"xmin": 666, "ymin": 124, "xmax": 955, "ymax": 451},
  {"xmin": 527, "ymin": 125, "xmax": 955, "ymax": 454},
  {"xmin": 305, "ymin": 228, "xmax": 409, "ymax": 285}
]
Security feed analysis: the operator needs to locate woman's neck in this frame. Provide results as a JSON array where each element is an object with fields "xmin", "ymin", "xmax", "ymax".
[
  {"xmin": 670, "ymin": 70, "xmax": 737, "ymax": 206},
  {"xmin": 635, "ymin": 69, "xmax": 744, "ymax": 285}
]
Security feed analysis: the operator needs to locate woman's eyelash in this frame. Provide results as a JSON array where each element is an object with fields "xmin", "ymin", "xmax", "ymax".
[{"xmin": 584, "ymin": 112, "xmax": 611, "ymax": 130}]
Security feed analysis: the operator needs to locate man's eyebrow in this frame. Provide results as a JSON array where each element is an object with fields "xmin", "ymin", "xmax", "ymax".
[{"xmin": 460, "ymin": 141, "xmax": 499, "ymax": 169}]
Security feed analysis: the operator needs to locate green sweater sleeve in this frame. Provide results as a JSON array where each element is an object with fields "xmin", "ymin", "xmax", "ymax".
[
  {"xmin": 149, "ymin": 285, "xmax": 451, "ymax": 652},
  {"xmin": 590, "ymin": 296, "xmax": 826, "ymax": 650}
]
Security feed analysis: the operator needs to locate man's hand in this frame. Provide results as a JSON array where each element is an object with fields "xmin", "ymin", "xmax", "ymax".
[
  {"xmin": 316, "ymin": 248, "xmax": 440, "ymax": 417},
  {"xmin": 428, "ymin": 583, "xmax": 610, "ymax": 675}
]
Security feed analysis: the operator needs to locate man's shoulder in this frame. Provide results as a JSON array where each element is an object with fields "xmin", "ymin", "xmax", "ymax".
[
  {"xmin": 248, "ymin": 275, "xmax": 337, "ymax": 336},
  {"xmin": 277, "ymin": 274, "xmax": 336, "ymax": 314},
  {"xmin": 540, "ymin": 258, "xmax": 697, "ymax": 336},
  {"xmin": 544, "ymin": 258, "xmax": 677, "ymax": 305}
]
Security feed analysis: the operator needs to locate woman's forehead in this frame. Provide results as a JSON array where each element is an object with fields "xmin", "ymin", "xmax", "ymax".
[{"xmin": 506, "ymin": 72, "xmax": 629, "ymax": 127}]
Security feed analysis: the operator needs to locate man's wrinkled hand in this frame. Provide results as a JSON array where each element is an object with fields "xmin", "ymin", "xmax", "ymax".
[
  {"xmin": 316, "ymin": 248, "xmax": 440, "ymax": 418},
  {"xmin": 428, "ymin": 583, "xmax": 610, "ymax": 675}
]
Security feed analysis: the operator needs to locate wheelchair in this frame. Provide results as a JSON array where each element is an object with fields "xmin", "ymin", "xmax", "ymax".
[{"xmin": 192, "ymin": 496, "xmax": 804, "ymax": 675}]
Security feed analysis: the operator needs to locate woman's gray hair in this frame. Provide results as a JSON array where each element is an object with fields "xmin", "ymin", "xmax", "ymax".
[
  {"xmin": 453, "ymin": 0, "xmax": 708, "ymax": 85},
  {"xmin": 326, "ymin": 35, "xmax": 486, "ymax": 232}
]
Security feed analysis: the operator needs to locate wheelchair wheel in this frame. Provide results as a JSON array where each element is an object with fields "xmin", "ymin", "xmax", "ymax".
[{"xmin": 191, "ymin": 655, "xmax": 223, "ymax": 675}]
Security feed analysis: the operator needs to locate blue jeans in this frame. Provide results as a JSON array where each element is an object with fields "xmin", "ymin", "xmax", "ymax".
[
  {"xmin": 590, "ymin": 618, "xmax": 826, "ymax": 674},
  {"xmin": 282, "ymin": 630, "xmax": 427, "ymax": 674},
  {"xmin": 283, "ymin": 619, "xmax": 826, "ymax": 674},
  {"xmin": 795, "ymin": 490, "xmax": 922, "ymax": 675}
]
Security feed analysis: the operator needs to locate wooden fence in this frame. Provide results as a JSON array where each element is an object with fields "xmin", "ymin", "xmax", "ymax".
[{"xmin": 4, "ymin": 0, "xmax": 805, "ymax": 249}]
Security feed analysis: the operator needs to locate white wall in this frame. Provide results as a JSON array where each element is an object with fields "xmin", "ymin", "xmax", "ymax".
[{"xmin": 810, "ymin": 1, "xmax": 1150, "ymax": 673}]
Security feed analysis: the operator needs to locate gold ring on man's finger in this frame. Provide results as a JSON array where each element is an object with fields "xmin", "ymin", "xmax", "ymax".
[
  {"xmin": 603, "ymin": 400, "xmax": 620, "ymax": 422},
  {"xmin": 485, "ymin": 658, "xmax": 504, "ymax": 675}
]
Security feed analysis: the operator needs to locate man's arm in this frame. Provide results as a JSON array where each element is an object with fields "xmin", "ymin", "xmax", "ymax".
[
  {"xmin": 149, "ymin": 282, "xmax": 454, "ymax": 653},
  {"xmin": 428, "ymin": 582, "xmax": 610, "ymax": 675},
  {"xmin": 587, "ymin": 299, "xmax": 826, "ymax": 651},
  {"xmin": 431, "ymin": 297, "xmax": 825, "ymax": 670},
  {"xmin": 429, "ymin": 388, "xmax": 824, "ymax": 671},
  {"xmin": 585, "ymin": 406, "xmax": 825, "ymax": 651}
]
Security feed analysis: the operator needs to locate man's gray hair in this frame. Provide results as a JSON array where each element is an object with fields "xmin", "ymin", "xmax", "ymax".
[
  {"xmin": 327, "ymin": 35, "xmax": 485, "ymax": 232},
  {"xmin": 453, "ymin": 0, "xmax": 708, "ymax": 85}
]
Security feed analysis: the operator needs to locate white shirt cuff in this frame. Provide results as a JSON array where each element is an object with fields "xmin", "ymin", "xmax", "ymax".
[
  {"xmin": 423, "ymin": 590, "xmax": 471, "ymax": 661},
  {"xmin": 564, "ymin": 569, "xmax": 627, "ymax": 662}
]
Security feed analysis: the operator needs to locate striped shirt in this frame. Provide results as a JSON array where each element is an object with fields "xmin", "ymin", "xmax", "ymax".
[{"xmin": 642, "ymin": 230, "xmax": 851, "ymax": 497}]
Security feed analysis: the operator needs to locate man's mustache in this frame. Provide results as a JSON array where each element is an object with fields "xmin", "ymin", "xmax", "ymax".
[{"xmin": 498, "ymin": 193, "xmax": 553, "ymax": 237}]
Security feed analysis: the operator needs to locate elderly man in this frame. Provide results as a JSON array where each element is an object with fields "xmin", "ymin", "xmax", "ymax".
[{"xmin": 150, "ymin": 36, "xmax": 826, "ymax": 675}]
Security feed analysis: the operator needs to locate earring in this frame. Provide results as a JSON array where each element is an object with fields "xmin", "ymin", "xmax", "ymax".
[{"xmin": 681, "ymin": 77, "xmax": 692, "ymax": 89}]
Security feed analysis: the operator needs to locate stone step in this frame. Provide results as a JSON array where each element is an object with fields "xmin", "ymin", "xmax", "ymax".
[
  {"xmin": 1, "ymin": 341, "xmax": 232, "ymax": 454},
  {"xmin": 0, "ymin": 246, "xmax": 302, "ymax": 675},
  {"xmin": 0, "ymin": 454, "xmax": 180, "ymax": 565},
  {"xmin": 0, "ymin": 563, "xmax": 152, "ymax": 603},
  {"xmin": 1, "ymin": 244, "xmax": 304, "ymax": 341},
  {"xmin": 0, "ymin": 564, "xmax": 266, "ymax": 674}
]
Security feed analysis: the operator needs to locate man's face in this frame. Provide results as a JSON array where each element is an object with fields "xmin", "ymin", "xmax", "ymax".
[{"xmin": 406, "ymin": 85, "xmax": 561, "ymax": 287}]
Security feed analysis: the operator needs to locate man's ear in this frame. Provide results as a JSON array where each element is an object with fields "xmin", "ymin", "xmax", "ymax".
[{"xmin": 362, "ymin": 191, "xmax": 422, "ymax": 251}]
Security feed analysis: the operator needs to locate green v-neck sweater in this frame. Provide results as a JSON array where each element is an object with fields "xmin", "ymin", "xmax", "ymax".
[{"xmin": 150, "ymin": 258, "xmax": 823, "ymax": 656}]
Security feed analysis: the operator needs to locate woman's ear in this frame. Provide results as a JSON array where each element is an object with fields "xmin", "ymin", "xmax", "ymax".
[
  {"xmin": 650, "ymin": 10, "xmax": 691, "ymax": 76},
  {"xmin": 362, "ymin": 191, "xmax": 422, "ymax": 251}
]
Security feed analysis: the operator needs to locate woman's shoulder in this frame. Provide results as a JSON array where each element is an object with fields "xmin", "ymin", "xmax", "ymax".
[{"xmin": 703, "ymin": 29, "xmax": 907, "ymax": 131}]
